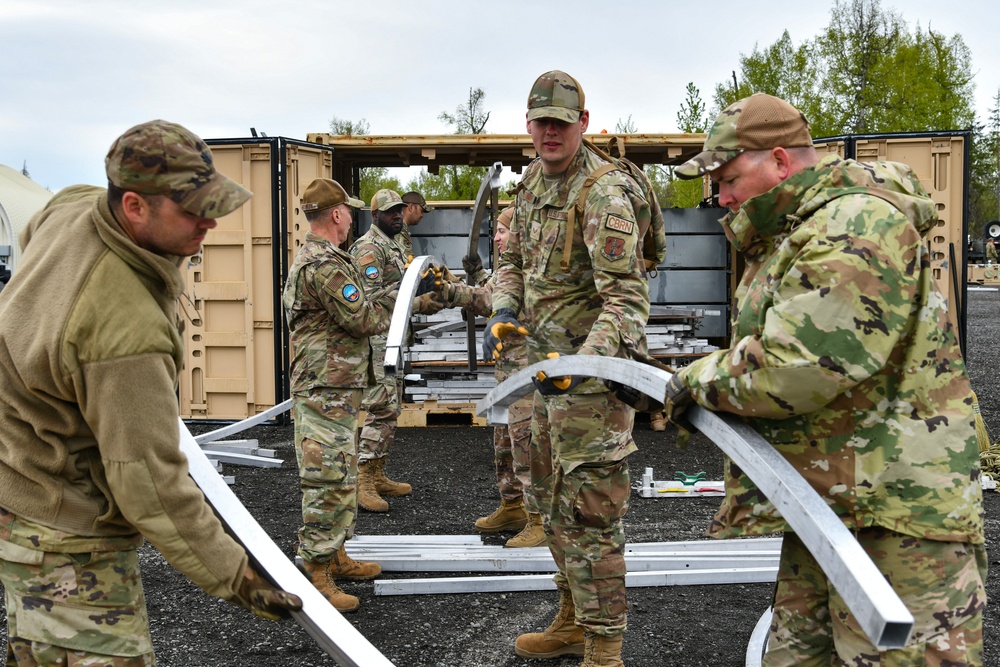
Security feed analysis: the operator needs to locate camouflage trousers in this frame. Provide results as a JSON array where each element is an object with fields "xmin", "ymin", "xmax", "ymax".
[
  {"xmin": 293, "ymin": 387, "xmax": 363, "ymax": 563},
  {"xmin": 358, "ymin": 336, "xmax": 401, "ymax": 462},
  {"xmin": 530, "ymin": 390, "xmax": 636, "ymax": 637},
  {"xmin": 0, "ymin": 538, "xmax": 154, "ymax": 666},
  {"xmin": 493, "ymin": 394, "xmax": 534, "ymax": 512},
  {"xmin": 765, "ymin": 528, "xmax": 987, "ymax": 667}
]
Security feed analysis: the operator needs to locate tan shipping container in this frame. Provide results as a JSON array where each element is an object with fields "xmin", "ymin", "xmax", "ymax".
[{"xmin": 179, "ymin": 139, "xmax": 334, "ymax": 420}]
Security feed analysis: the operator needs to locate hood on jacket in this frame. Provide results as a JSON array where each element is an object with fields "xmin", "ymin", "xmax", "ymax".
[{"xmin": 722, "ymin": 154, "xmax": 937, "ymax": 255}]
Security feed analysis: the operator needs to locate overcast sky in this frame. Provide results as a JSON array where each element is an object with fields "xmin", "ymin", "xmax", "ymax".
[{"xmin": 2, "ymin": 0, "xmax": 997, "ymax": 193}]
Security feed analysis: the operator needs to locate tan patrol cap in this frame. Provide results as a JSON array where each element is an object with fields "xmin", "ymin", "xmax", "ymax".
[
  {"xmin": 402, "ymin": 191, "xmax": 432, "ymax": 211},
  {"xmin": 301, "ymin": 178, "xmax": 364, "ymax": 212},
  {"xmin": 497, "ymin": 204, "xmax": 514, "ymax": 228},
  {"xmin": 371, "ymin": 188, "xmax": 406, "ymax": 212},
  {"xmin": 675, "ymin": 93, "xmax": 813, "ymax": 179}
]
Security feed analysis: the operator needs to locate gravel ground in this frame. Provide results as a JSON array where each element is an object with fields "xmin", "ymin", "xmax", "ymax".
[{"xmin": 2, "ymin": 288, "xmax": 999, "ymax": 666}]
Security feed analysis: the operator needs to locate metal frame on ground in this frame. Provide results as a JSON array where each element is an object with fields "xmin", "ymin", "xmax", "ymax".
[
  {"xmin": 178, "ymin": 418, "xmax": 396, "ymax": 667},
  {"xmin": 475, "ymin": 355, "xmax": 915, "ymax": 650}
]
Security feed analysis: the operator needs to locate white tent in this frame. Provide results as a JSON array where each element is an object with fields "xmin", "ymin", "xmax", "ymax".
[{"xmin": 0, "ymin": 164, "xmax": 53, "ymax": 272}]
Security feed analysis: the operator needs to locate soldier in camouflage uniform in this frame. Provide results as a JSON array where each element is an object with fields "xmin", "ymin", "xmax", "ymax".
[
  {"xmin": 397, "ymin": 191, "xmax": 430, "ymax": 258},
  {"xmin": 349, "ymin": 189, "xmax": 414, "ymax": 512},
  {"xmin": 445, "ymin": 205, "xmax": 543, "ymax": 547},
  {"xmin": 0, "ymin": 120, "xmax": 300, "ymax": 666},
  {"xmin": 282, "ymin": 178, "xmax": 400, "ymax": 613},
  {"xmin": 666, "ymin": 94, "xmax": 986, "ymax": 666},
  {"xmin": 487, "ymin": 71, "xmax": 652, "ymax": 667}
]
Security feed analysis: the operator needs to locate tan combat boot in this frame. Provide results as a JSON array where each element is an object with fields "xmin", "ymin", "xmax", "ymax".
[
  {"xmin": 506, "ymin": 512, "xmax": 546, "ymax": 548},
  {"xmin": 373, "ymin": 457, "xmax": 412, "ymax": 497},
  {"xmin": 514, "ymin": 587, "xmax": 585, "ymax": 658},
  {"xmin": 302, "ymin": 559, "xmax": 359, "ymax": 613},
  {"xmin": 358, "ymin": 460, "xmax": 389, "ymax": 512},
  {"xmin": 580, "ymin": 632, "xmax": 624, "ymax": 667},
  {"xmin": 474, "ymin": 498, "xmax": 528, "ymax": 532},
  {"xmin": 650, "ymin": 411, "xmax": 667, "ymax": 432},
  {"xmin": 327, "ymin": 543, "xmax": 381, "ymax": 580}
]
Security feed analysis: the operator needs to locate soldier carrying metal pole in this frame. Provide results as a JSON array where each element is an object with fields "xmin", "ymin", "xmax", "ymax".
[
  {"xmin": 644, "ymin": 93, "xmax": 987, "ymax": 665},
  {"xmin": 485, "ymin": 70, "xmax": 654, "ymax": 666}
]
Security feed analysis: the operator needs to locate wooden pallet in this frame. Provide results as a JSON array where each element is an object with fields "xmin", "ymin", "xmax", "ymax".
[{"xmin": 398, "ymin": 399, "xmax": 488, "ymax": 427}]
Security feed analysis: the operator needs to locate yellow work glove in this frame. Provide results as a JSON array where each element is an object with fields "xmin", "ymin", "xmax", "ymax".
[
  {"xmin": 414, "ymin": 265, "xmax": 442, "ymax": 297},
  {"xmin": 482, "ymin": 308, "xmax": 528, "ymax": 362},
  {"xmin": 533, "ymin": 352, "xmax": 584, "ymax": 395},
  {"xmin": 234, "ymin": 564, "xmax": 302, "ymax": 621}
]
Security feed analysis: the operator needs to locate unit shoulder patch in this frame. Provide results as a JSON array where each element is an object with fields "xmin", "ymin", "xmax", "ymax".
[
  {"xmin": 324, "ymin": 269, "xmax": 363, "ymax": 312},
  {"xmin": 600, "ymin": 235, "xmax": 628, "ymax": 262},
  {"xmin": 604, "ymin": 213, "xmax": 635, "ymax": 236}
]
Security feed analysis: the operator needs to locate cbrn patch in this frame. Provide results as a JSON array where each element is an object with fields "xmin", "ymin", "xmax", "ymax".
[{"xmin": 604, "ymin": 214, "xmax": 634, "ymax": 236}]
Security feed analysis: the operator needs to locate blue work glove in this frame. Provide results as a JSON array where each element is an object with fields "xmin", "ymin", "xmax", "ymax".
[
  {"xmin": 532, "ymin": 352, "xmax": 585, "ymax": 395},
  {"xmin": 482, "ymin": 308, "xmax": 528, "ymax": 362}
]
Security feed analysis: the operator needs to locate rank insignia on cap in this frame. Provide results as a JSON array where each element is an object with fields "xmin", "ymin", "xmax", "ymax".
[
  {"xmin": 342, "ymin": 284, "xmax": 360, "ymax": 302},
  {"xmin": 364, "ymin": 266, "xmax": 380, "ymax": 280},
  {"xmin": 601, "ymin": 236, "xmax": 627, "ymax": 262},
  {"xmin": 604, "ymin": 214, "xmax": 634, "ymax": 235}
]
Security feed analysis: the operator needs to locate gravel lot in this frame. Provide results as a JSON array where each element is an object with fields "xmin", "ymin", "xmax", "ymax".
[{"xmin": 2, "ymin": 288, "xmax": 998, "ymax": 667}]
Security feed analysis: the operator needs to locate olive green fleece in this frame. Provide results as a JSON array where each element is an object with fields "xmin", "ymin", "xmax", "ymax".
[{"xmin": 0, "ymin": 186, "xmax": 247, "ymax": 601}]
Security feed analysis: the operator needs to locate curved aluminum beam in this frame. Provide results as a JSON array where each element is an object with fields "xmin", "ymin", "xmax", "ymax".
[
  {"xmin": 475, "ymin": 355, "xmax": 914, "ymax": 649},
  {"xmin": 465, "ymin": 161, "xmax": 503, "ymax": 372},
  {"xmin": 384, "ymin": 255, "xmax": 434, "ymax": 376},
  {"xmin": 178, "ymin": 419, "xmax": 396, "ymax": 666},
  {"xmin": 745, "ymin": 607, "xmax": 771, "ymax": 667},
  {"xmin": 192, "ymin": 399, "xmax": 293, "ymax": 445}
]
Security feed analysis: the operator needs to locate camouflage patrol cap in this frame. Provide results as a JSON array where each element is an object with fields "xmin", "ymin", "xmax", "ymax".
[
  {"xmin": 402, "ymin": 191, "xmax": 432, "ymax": 211},
  {"xmin": 526, "ymin": 70, "xmax": 585, "ymax": 123},
  {"xmin": 371, "ymin": 188, "xmax": 406, "ymax": 212},
  {"xmin": 301, "ymin": 178, "xmax": 364, "ymax": 212},
  {"xmin": 105, "ymin": 120, "xmax": 251, "ymax": 218},
  {"xmin": 675, "ymin": 94, "xmax": 813, "ymax": 180}
]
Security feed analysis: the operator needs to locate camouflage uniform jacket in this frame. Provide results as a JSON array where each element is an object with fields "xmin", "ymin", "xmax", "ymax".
[
  {"xmin": 396, "ymin": 223, "xmax": 413, "ymax": 259},
  {"xmin": 0, "ymin": 186, "xmax": 247, "ymax": 600},
  {"xmin": 283, "ymin": 231, "xmax": 395, "ymax": 391},
  {"xmin": 493, "ymin": 146, "xmax": 651, "ymax": 393},
  {"xmin": 350, "ymin": 224, "xmax": 406, "ymax": 346},
  {"xmin": 679, "ymin": 154, "xmax": 984, "ymax": 544}
]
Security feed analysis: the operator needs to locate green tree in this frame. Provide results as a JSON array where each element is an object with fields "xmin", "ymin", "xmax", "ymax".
[
  {"xmin": 711, "ymin": 0, "xmax": 975, "ymax": 137},
  {"xmin": 615, "ymin": 115, "xmax": 638, "ymax": 134},
  {"xmin": 408, "ymin": 87, "xmax": 493, "ymax": 200},
  {"xmin": 677, "ymin": 83, "xmax": 709, "ymax": 134},
  {"xmin": 329, "ymin": 117, "xmax": 369, "ymax": 136},
  {"xmin": 713, "ymin": 30, "xmax": 819, "ymax": 121},
  {"xmin": 704, "ymin": 0, "xmax": 992, "ymax": 227},
  {"xmin": 969, "ymin": 88, "xmax": 1000, "ymax": 236},
  {"xmin": 328, "ymin": 116, "xmax": 400, "ymax": 201},
  {"xmin": 438, "ymin": 88, "xmax": 491, "ymax": 134}
]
